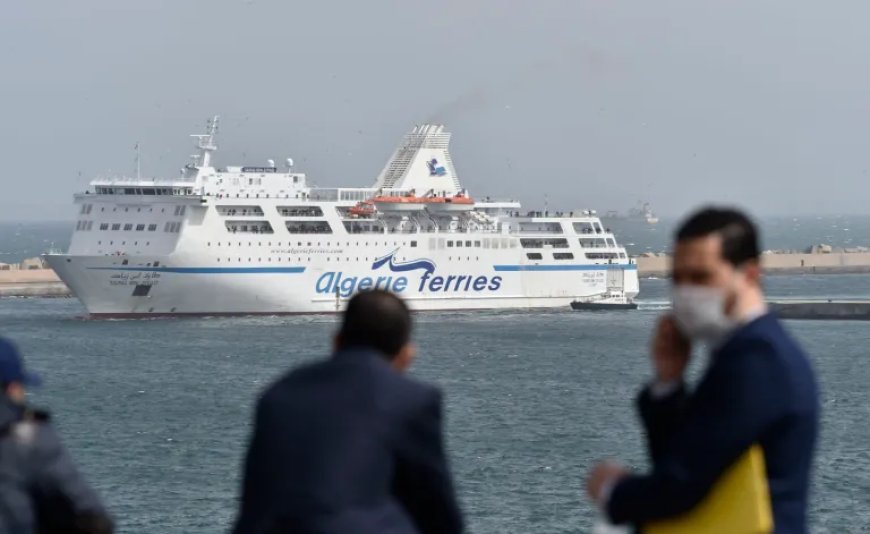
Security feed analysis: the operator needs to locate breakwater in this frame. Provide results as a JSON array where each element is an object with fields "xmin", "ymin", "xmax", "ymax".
[
  {"xmin": 637, "ymin": 250, "xmax": 870, "ymax": 278},
  {"xmin": 0, "ymin": 269, "xmax": 70, "ymax": 297}
]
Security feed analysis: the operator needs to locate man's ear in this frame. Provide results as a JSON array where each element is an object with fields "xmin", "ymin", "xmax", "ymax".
[
  {"xmin": 391, "ymin": 342, "xmax": 416, "ymax": 373},
  {"xmin": 743, "ymin": 259, "xmax": 762, "ymax": 285}
]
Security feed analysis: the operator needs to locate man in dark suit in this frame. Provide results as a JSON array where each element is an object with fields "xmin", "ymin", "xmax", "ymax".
[
  {"xmin": 233, "ymin": 290, "xmax": 463, "ymax": 534},
  {"xmin": 586, "ymin": 208, "xmax": 818, "ymax": 533}
]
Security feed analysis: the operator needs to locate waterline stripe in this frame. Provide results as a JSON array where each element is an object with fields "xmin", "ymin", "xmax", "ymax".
[
  {"xmin": 87, "ymin": 266, "xmax": 306, "ymax": 274},
  {"xmin": 493, "ymin": 264, "xmax": 638, "ymax": 272}
]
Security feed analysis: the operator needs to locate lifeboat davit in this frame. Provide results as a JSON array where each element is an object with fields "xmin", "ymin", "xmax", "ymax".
[{"xmin": 424, "ymin": 194, "xmax": 475, "ymax": 213}]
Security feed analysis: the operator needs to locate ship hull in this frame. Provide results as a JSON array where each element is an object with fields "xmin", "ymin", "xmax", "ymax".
[{"xmin": 44, "ymin": 253, "xmax": 639, "ymax": 316}]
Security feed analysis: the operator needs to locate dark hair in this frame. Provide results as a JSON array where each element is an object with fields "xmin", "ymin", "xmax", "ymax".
[
  {"xmin": 338, "ymin": 290, "xmax": 412, "ymax": 358},
  {"xmin": 675, "ymin": 207, "xmax": 760, "ymax": 266}
]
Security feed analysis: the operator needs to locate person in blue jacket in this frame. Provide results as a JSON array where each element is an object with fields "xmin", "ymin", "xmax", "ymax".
[
  {"xmin": 586, "ymin": 207, "xmax": 819, "ymax": 534},
  {"xmin": 0, "ymin": 337, "xmax": 113, "ymax": 533},
  {"xmin": 233, "ymin": 289, "xmax": 463, "ymax": 534}
]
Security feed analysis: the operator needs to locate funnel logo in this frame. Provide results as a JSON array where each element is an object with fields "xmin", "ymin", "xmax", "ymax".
[
  {"xmin": 427, "ymin": 158, "xmax": 447, "ymax": 176},
  {"xmin": 315, "ymin": 249, "xmax": 502, "ymax": 297}
]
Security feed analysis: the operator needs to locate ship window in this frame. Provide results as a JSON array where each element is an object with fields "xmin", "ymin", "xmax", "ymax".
[
  {"xmin": 553, "ymin": 252, "xmax": 574, "ymax": 260},
  {"xmin": 111, "ymin": 223, "xmax": 121, "ymax": 231},
  {"xmin": 573, "ymin": 222, "xmax": 596, "ymax": 234},
  {"xmin": 578, "ymin": 238, "xmax": 608, "ymax": 249},
  {"xmin": 285, "ymin": 221, "xmax": 332, "ymax": 234},
  {"xmin": 465, "ymin": 241, "xmax": 472, "ymax": 247},
  {"xmin": 527, "ymin": 252, "xmax": 543, "ymax": 260},
  {"xmin": 474, "ymin": 241, "xmax": 481, "ymax": 247},
  {"xmin": 278, "ymin": 206, "xmax": 323, "ymax": 217},
  {"xmin": 456, "ymin": 241, "xmax": 463, "ymax": 248},
  {"xmin": 217, "ymin": 205, "xmax": 264, "ymax": 216},
  {"xmin": 585, "ymin": 252, "xmax": 619, "ymax": 260},
  {"xmin": 411, "ymin": 241, "xmax": 417, "ymax": 247},
  {"xmin": 99, "ymin": 223, "xmax": 109, "ymax": 230},
  {"xmin": 147, "ymin": 224, "xmax": 157, "ymax": 231},
  {"xmin": 520, "ymin": 238, "xmax": 569, "ymax": 249},
  {"xmin": 519, "ymin": 221, "xmax": 563, "ymax": 234},
  {"xmin": 447, "ymin": 241, "xmax": 454, "ymax": 247},
  {"xmin": 136, "ymin": 224, "xmax": 145, "ymax": 231},
  {"xmin": 124, "ymin": 224, "xmax": 133, "ymax": 231}
]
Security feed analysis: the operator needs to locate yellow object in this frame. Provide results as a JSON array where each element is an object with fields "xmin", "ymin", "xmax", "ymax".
[{"xmin": 645, "ymin": 445, "xmax": 773, "ymax": 534}]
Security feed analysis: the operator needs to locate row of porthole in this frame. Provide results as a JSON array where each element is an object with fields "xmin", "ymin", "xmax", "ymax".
[
  {"xmin": 207, "ymin": 241, "xmax": 419, "ymax": 248},
  {"xmin": 214, "ymin": 256, "xmax": 482, "ymax": 263},
  {"xmin": 98, "ymin": 241, "xmax": 150, "ymax": 246},
  {"xmin": 99, "ymin": 206, "xmax": 182, "ymax": 214}
]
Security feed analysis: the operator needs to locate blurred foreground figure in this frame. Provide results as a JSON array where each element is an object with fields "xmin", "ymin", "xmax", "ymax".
[
  {"xmin": 0, "ymin": 338, "xmax": 113, "ymax": 534},
  {"xmin": 586, "ymin": 207, "xmax": 818, "ymax": 534},
  {"xmin": 233, "ymin": 290, "xmax": 463, "ymax": 534}
]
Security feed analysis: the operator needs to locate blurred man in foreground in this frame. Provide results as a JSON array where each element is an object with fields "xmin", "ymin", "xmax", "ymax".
[
  {"xmin": 0, "ymin": 338, "xmax": 113, "ymax": 534},
  {"xmin": 233, "ymin": 290, "xmax": 463, "ymax": 534},
  {"xmin": 586, "ymin": 207, "xmax": 818, "ymax": 533}
]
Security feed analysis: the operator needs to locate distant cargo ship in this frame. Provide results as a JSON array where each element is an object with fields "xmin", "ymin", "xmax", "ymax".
[{"xmin": 45, "ymin": 118, "xmax": 639, "ymax": 316}]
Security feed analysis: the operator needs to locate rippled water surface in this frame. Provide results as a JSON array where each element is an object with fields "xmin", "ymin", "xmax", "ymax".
[{"xmin": 2, "ymin": 274, "xmax": 869, "ymax": 532}]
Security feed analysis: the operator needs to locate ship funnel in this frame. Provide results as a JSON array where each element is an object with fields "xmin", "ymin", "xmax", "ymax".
[{"xmin": 372, "ymin": 124, "xmax": 461, "ymax": 194}]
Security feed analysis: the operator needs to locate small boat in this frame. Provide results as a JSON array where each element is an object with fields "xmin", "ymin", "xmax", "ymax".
[
  {"xmin": 571, "ymin": 300, "xmax": 638, "ymax": 311},
  {"xmin": 570, "ymin": 291, "xmax": 638, "ymax": 311}
]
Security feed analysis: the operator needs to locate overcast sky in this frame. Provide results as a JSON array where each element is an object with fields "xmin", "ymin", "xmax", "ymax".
[{"xmin": 3, "ymin": 0, "xmax": 869, "ymax": 221}]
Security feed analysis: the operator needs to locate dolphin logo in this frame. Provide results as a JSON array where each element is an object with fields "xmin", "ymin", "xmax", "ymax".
[
  {"xmin": 372, "ymin": 249, "xmax": 436, "ymax": 274},
  {"xmin": 426, "ymin": 158, "xmax": 447, "ymax": 176}
]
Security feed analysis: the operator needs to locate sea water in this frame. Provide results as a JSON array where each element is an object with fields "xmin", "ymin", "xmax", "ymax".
[{"xmin": 1, "ymin": 274, "xmax": 869, "ymax": 532}]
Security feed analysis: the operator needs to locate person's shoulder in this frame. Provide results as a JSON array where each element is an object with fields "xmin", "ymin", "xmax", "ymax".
[
  {"xmin": 733, "ymin": 314, "xmax": 809, "ymax": 361},
  {"xmin": 386, "ymin": 372, "xmax": 443, "ymax": 413},
  {"xmin": 9, "ymin": 409, "xmax": 62, "ymax": 456},
  {"xmin": 257, "ymin": 358, "xmax": 333, "ymax": 403}
]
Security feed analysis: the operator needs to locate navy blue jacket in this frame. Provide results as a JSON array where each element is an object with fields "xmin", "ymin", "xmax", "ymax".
[
  {"xmin": 608, "ymin": 313, "xmax": 818, "ymax": 534},
  {"xmin": 232, "ymin": 349, "xmax": 463, "ymax": 534}
]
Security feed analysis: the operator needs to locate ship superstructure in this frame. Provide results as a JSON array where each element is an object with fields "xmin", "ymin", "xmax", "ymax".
[{"xmin": 45, "ymin": 118, "xmax": 639, "ymax": 316}]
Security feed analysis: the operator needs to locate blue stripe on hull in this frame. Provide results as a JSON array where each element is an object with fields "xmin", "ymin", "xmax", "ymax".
[
  {"xmin": 493, "ymin": 264, "xmax": 638, "ymax": 272},
  {"xmin": 87, "ymin": 266, "xmax": 306, "ymax": 274}
]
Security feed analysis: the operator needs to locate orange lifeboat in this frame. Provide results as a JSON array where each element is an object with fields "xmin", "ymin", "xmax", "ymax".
[
  {"xmin": 425, "ymin": 193, "xmax": 475, "ymax": 212},
  {"xmin": 348, "ymin": 200, "xmax": 376, "ymax": 217},
  {"xmin": 372, "ymin": 194, "xmax": 428, "ymax": 212}
]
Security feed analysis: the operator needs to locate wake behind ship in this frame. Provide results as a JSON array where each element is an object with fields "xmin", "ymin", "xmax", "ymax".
[{"xmin": 45, "ymin": 118, "xmax": 639, "ymax": 316}]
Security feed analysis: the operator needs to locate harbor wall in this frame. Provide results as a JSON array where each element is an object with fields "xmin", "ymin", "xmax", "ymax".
[
  {"xmin": 636, "ymin": 252, "xmax": 870, "ymax": 278},
  {"xmin": 0, "ymin": 268, "xmax": 70, "ymax": 298}
]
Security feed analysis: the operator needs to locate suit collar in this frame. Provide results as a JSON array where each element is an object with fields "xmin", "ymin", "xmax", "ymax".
[
  {"xmin": 333, "ymin": 347, "xmax": 390, "ymax": 362},
  {"xmin": 713, "ymin": 311, "xmax": 777, "ymax": 356}
]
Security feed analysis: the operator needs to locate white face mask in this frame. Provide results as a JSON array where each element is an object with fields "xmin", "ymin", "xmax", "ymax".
[{"xmin": 671, "ymin": 284, "xmax": 737, "ymax": 343}]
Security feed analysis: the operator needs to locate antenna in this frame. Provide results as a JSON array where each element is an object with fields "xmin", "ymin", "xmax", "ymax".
[
  {"xmin": 134, "ymin": 142, "xmax": 141, "ymax": 180},
  {"xmin": 189, "ymin": 115, "xmax": 220, "ymax": 168}
]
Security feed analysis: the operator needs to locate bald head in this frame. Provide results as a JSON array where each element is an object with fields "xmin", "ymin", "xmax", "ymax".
[{"xmin": 337, "ymin": 290, "xmax": 413, "ymax": 360}]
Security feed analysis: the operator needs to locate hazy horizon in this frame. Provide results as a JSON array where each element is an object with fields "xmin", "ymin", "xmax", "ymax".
[{"xmin": 4, "ymin": 0, "xmax": 870, "ymax": 222}]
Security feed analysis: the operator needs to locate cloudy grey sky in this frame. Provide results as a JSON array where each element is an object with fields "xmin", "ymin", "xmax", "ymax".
[{"xmin": 3, "ymin": 0, "xmax": 869, "ymax": 221}]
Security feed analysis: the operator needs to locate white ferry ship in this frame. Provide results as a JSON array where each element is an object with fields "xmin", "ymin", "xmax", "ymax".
[{"xmin": 45, "ymin": 118, "xmax": 639, "ymax": 316}]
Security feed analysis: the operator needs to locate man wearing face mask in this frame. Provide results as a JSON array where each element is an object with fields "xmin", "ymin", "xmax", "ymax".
[{"xmin": 586, "ymin": 207, "xmax": 818, "ymax": 534}]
